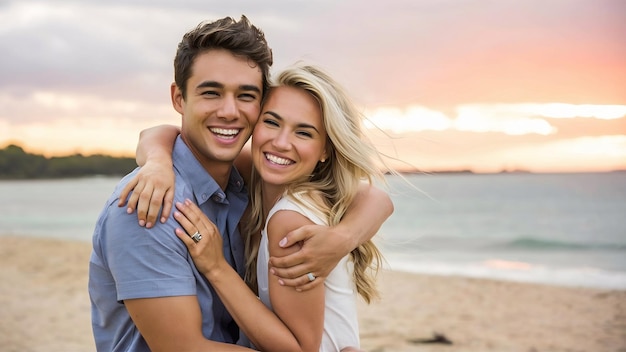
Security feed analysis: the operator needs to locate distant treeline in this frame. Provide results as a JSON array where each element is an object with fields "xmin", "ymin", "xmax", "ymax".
[{"xmin": 0, "ymin": 144, "xmax": 137, "ymax": 179}]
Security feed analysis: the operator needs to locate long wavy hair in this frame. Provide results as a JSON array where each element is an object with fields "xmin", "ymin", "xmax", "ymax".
[{"xmin": 244, "ymin": 63, "xmax": 391, "ymax": 303}]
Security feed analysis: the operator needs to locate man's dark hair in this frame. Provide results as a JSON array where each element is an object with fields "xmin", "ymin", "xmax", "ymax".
[{"xmin": 174, "ymin": 15, "xmax": 273, "ymax": 99}]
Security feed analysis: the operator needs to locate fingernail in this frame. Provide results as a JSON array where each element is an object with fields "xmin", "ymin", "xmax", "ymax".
[
  {"xmin": 139, "ymin": 220, "xmax": 145, "ymax": 227},
  {"xmin": 296, "ymin": 288, "xmax": 302, "ymax": 292},
  {"xmin": 279, "ymin": 238, "xmax": 287, "ymax": 247},
  {"xmin": 270, "ymin": 268, "xmax": 276, "ymax": 275},
  {"xmin": 160, "ymin": 217, "xmax": 166, "ymax": 223},
  {"xmin": 146, "ymin": 222, "xmax": 152, "ymax": 228},
  {"xmin": 127, "ymin": 207, "xmax": 133, "ymax": 214},
  {"xmin": 278, "ymin": 279, "xmax": 284, "ymax": 286}
]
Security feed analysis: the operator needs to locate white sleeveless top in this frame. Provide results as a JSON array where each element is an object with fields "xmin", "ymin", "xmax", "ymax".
[{"xmin": 256, "ymin": 196, "xmax": 360, "ymax": 351}]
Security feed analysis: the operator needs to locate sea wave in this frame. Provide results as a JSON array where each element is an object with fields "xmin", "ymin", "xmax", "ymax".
[
  {"xmin": 486, "ymin": 237, "xmax": 626, "ymax": 251},
  {"xmin": 385, "ymin": 257, "xmax": 626, "ymax": 290},
  {"xmin": 380, "ymin": 235, "xmax": 626, "ymax": 252}
]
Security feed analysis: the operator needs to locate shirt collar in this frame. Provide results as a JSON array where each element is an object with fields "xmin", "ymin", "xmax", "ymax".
[{"xmin": 172, "ymin": 136, "xmax": 245, "ymax": 203}]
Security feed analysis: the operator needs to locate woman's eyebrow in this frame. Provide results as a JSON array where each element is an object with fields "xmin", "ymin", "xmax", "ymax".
[{"xmin": 264, "ymin": 111, "xmax": 320, "ymax": 133}]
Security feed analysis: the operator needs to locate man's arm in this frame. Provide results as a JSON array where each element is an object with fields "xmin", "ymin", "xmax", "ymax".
[
  {"xmin": 104, "ymin": 197, "xmax": 254, "ymax": 352},
  {"xmin": 125, "ymin": 296, "xmax": 254, "ymax": 352},
  {"xmin": 269, "ymin": 182, "xmax": 393, "ymax": 290}
]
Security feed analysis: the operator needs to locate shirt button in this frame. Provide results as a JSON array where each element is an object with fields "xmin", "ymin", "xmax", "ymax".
[{"xmin": 202, "ymin": 194, "xmax": 208, "ymax": 200}]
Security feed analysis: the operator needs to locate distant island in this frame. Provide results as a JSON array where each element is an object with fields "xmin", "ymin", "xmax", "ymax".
[
  {"xmin": 2, "ymin": 144, "xmax": 623, "ymax": 180},
  {"xmin": 0, "ymin": 144, "xmax": 478, "ymax": 179},
  {"xmin": 395, "ymin": 169, "xmax": 533, "ymax": 175},
  {"xmin": 0, "ymin": 144, "xmax": 137, "ymax": 179},
  {"xmin": 390, "ymin": 168, "xmax": 476, "ymax": 175}
]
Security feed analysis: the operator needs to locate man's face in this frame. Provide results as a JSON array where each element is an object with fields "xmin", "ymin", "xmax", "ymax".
[{"xmin": 172, "ymin": 49, "xmax": 263, "ymax": 172}]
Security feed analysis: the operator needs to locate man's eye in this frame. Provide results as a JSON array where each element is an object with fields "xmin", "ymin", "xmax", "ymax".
[
  {"xmin": 202, "ymin": 91, "xmax": 219, "ymax": 97},
  {"xmin": 239, "ymin": 93, "xmax": 258, "ymax": 101}
]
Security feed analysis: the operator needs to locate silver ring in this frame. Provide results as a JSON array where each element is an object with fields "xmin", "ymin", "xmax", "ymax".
[
  {"xmin": 307, "ymin": 272, "xmax": 316, "ymax": 282},
  {"xmin": 191, "ymin": 231, "xmax": 202, "ymax": 243}
]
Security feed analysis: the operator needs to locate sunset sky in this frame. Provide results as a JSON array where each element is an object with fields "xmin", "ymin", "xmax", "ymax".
[{"xmin": 1, "ymin": 0, "xmax": 625, "ymax": 173}]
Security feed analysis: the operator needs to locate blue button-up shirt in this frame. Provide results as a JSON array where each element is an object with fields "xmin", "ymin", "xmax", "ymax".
[{"xmin": 89, "ymin": 136, "xmax": 248, "ymax": 351}]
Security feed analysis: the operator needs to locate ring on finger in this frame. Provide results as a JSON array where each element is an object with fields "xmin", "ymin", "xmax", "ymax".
[
  {"xmin": 307, "ymin": 272, "xmax": 316, "ymax": 282},
  {"xmin": 191, "ymin": 231, "xmax": 202, "ymax": 243}
]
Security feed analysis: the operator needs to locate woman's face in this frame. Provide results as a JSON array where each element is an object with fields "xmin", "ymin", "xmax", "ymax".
[{"xmin": 252, "ymin": 85, "xmax": 328, "ymax": 189}]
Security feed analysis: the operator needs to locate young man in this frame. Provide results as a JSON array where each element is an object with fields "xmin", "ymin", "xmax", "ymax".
[{"xmin": 89, "ymin": 16, "xmax": 392, "ymax": 351}]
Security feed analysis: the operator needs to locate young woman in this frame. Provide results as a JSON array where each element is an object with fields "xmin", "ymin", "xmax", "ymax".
[{"xmin": 132, "ymin": 64, "xmax": 394, "ymax": 351}]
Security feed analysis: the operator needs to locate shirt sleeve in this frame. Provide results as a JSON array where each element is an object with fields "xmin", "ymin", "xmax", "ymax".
[{"xmin": 99, "ymin": 204, "xmax": 196, "ymax": 301}]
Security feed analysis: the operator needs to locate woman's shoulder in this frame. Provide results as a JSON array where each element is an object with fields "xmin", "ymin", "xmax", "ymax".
[{"xmin": 270, "ymin": 193, "xmax": 327, "ymax": 226}]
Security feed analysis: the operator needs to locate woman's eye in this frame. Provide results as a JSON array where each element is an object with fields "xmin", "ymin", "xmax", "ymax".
[
  {"xmin": 296, "ymin": 130, "xmax": 313, "ymax": 138},
  {"xmin": 263, "ymin": 119, "xmax": 279, "ymax": 127}
]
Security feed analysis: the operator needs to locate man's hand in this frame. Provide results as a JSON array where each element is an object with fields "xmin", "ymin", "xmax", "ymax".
[
  {"xmin": 118, "ymin": 159, "xmax": 175, "ymax": 228},
  {"xmin": 268, "ymin": 224, "xmax": 353, "ymax": 291}
]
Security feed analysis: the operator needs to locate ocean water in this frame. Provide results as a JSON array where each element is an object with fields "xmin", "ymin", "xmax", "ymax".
[
  {"xmin": 1, "ymin": 172, "xmax": 625, "ymax": 290},
  {"xmin": 378, "ymin": 172, "xmax": 626, "ymax": 290}
]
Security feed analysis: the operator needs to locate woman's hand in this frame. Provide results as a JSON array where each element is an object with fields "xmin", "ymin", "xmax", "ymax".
[
  {"xmin": 270, "ymin": 182, "xmax": 392, "ymax": 291},
  {"xmin": 118, "ymin": 158, "xmax": 175, "ymax": 228},
  {"xmin": 268, "ymin": 224, "xmax": 348, "ymax": 291},
  {"xmin": 174, "ymin": 199, "xmax": 227, "ymax": 278}
]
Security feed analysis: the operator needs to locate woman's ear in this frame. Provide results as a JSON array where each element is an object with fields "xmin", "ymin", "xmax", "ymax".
[
  {"xmin": 320, "ymin": 152, "xmax": 328, "ymax": 163},
  {"xmin": 320, "ymin": 146, "xmax": 331, "ymax": 163}
]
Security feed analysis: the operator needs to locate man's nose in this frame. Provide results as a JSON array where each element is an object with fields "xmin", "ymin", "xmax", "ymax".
[{"xmin": 217, "ymin": 95, "xmax": 239, "ymax": 120}]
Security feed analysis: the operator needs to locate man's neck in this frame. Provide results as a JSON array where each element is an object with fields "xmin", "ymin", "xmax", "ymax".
[
  {"xmin": 206, "ymin": 162, "xmax": 233, "ymax": 190},
  {"xmin": 181, "ymin": 137, "xmax": 234, "ymax": 190}
]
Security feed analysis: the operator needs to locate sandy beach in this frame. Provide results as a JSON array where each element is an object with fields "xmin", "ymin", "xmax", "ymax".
[{"xmin": 1, "ymin": 236, "xmax": 624, "ymax": 352}]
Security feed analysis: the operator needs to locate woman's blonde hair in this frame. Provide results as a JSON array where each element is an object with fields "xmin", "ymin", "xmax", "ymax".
[{"xmin": 244, "ymin": 63, "xmax": 391, "ymax": 303}]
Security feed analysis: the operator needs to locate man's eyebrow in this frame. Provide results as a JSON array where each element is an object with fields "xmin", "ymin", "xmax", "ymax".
[
  {"xmin": 196, "ymin": 81, "xmax": 223, "ymax": 89},
  {"xmin": 195, "ymin": 81, "xmax": 261, "ymax": 94},
  {"xmin": 264, "ymin": 111, "xmax": 321, "ymax": 133},
  {"xmin": 240, "ymin": 84, "xmax": 262, "ymax": 94}
]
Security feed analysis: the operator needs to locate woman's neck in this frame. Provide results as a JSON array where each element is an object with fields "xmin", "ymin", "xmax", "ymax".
[{"xmin": 260, "ymin": 182, "xmax": 286, "ymax": 219}]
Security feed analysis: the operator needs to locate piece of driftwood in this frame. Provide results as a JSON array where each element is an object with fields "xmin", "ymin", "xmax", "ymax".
[{"xmin": 408, "ymin": 332, "xmax": 453, "ymax": 345}]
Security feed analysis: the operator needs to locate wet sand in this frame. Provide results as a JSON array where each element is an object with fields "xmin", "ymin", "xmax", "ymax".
[{"xmin": 1, "ymin": 236, "xmax": 624, "ymax": 352}]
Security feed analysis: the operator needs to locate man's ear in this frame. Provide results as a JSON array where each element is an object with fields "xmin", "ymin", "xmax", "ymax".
[{"xmin": 171, "ymin": 82, "xmax": 184, "ymax": 115}]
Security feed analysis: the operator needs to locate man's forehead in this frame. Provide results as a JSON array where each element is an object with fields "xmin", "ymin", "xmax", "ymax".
[{"xmin": 190, "ymin": 50, "xmax": 263, "ymax": 87}]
